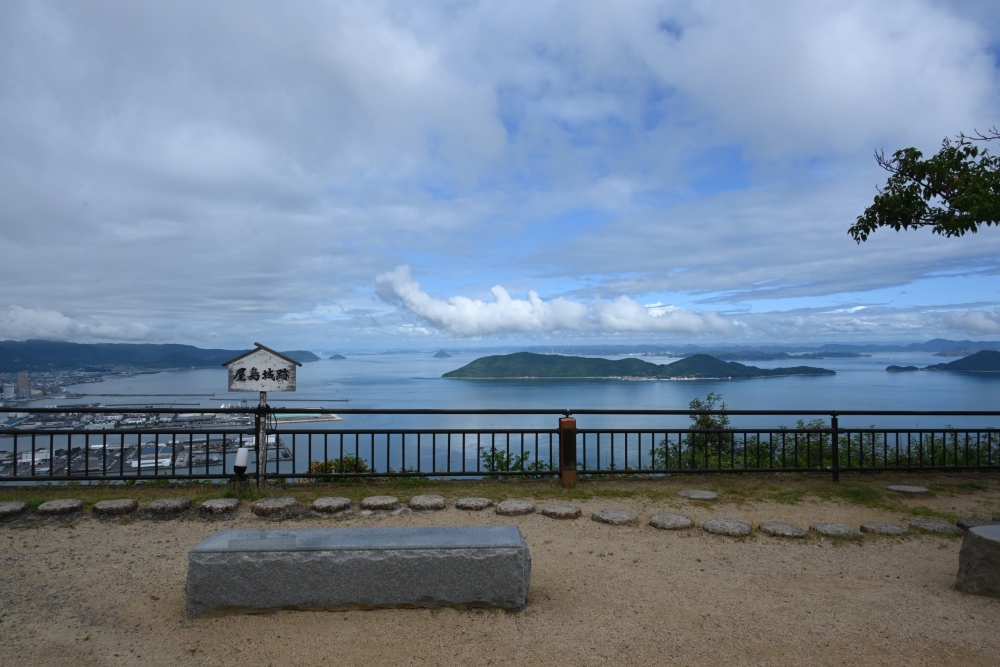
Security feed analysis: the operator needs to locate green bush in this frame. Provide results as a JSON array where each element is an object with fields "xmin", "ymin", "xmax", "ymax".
[{"xmin": 310, "ymin": 455, "xmax": 369, "ymax": 482}]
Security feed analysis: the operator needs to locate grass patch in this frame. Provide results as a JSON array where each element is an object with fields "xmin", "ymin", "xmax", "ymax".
[
  {"xmin": 593, "ymin": 489, "xmax": 634, "ymax": 499},
  {"xmin": 764, "ymin": 489, "xmax": 806, "ymax": 504},
  {"xmin": 811, "ymin": 481, "xmax": 891, "ymax": 509},
  {"xmin": 906, "ymin": 505, "xmax": 958, "ymax": 522}
]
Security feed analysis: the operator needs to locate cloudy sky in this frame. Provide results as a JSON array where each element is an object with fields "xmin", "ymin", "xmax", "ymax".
[{"xmin": 2, "ymin": 0, "xmax": 1000, "ymax": 351}]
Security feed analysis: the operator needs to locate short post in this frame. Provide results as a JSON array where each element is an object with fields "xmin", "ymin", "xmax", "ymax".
[
  {"xmin": 255, "ymin": 391, "xmax": 267, "ymax": 489},
  {"xmin": 830, "ymin": 414, "xmax": 840, "ymax": 483},
  {"xmin": 559, "ymin": 416, "xmax": 577, "ymax": 488}
]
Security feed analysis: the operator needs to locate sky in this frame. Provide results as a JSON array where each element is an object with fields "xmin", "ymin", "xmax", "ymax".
[{"xmin": 2, "ymin": 0, "xmax": 1000, "ymax": 352}]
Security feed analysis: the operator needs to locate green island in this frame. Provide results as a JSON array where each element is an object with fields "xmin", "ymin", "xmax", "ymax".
[
  {"xmin": 924, "ymin": 350, "xmax": 1000, "ymax": 372},
  {"xmin": 884, "ymin": 350, "xmax": 1000, "ymax": 373},
  {"xmin": 442, "ymin": 352, "xmax": 835, "ymax": 380}
]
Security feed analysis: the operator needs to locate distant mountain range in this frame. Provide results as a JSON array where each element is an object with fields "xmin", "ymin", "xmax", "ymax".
[
  {"xmin": 715, "ymin": 351, "xmax": 869, "ymax": 361},
  {"xmin": 518, "ymin": 338, "xmax": 1000, "ymax": 357},
  {"xmin": 442, "ymin": 352, "xmax": 834, "ymax": 380},
  {"xmin": 886, "ymin": 350, "xmax": 1000, "ymax": 373},
  {"xmin": 0, "ymin": 340, "xmax": 319, "ymax": 373}
]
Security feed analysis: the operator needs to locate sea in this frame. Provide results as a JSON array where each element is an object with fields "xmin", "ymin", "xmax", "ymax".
[{"xmin": 28, "ymin": 351, "xmax": 1000, "ymax": 432}]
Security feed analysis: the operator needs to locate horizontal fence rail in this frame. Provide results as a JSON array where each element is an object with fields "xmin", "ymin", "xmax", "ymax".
[{"xmin": 1, "ymin": 407, "xmax": 999, "ymax": 484}]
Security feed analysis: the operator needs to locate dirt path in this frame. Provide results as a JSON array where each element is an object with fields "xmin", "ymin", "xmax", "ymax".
[{"xmin": 1, "ymin": 494, "xmax": 999, "ymax": 667}]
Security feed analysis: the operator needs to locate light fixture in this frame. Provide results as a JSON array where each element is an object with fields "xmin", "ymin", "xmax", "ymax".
[{"xmin": 234, "ymin": 447, "xmax": 248, "ymax": 480}]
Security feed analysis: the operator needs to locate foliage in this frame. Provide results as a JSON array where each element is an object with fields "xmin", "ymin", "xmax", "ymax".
[
  {"xmin": 650, "ymin": 392, "xmax": 735, "ymax": 469},
  {"xmin": 480, "ymin": 446, "xmax": 554, "ymax": 479},
  {"xmin": 649, "ymin": 394, "xmax": 1000, "ymax": 471},
  {"xmin": 309, "ymin": 454, "xmax": 369, "ymax": 482},
  {"xmin": 850, "ymin": 128, "xmax": 1000, "ymax": 241}
]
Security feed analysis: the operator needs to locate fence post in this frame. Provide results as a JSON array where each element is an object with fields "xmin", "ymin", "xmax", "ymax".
[
  {"xmin": 830, "ymin": 414, "xmax": 840, "ymax": 483},
  {"xmin": 255, "ymin": 391, "xmax": 267, "ymax": 489},
  {"xmin": 559, "ymin": 416, "xmax": 577, "ymax": 488}
]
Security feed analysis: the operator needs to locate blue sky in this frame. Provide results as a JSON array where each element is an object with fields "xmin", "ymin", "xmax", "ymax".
[{"xmin": 1, "ymin": 0, "xmax": 1000, "ymax": 351}]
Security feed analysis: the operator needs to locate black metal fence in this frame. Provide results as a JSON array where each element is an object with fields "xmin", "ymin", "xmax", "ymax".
[{"xmin": 2, "ymin": 407, "xmax": 999, "ymax": 484}]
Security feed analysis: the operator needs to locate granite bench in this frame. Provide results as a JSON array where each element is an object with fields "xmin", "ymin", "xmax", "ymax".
[
  {"xmin": 956, "ymin": 524, "xmax": 1000, "ymax": 598},
  {"xmin": 186, "ymin": 526, "xmax": 531, "ymax": 616}
]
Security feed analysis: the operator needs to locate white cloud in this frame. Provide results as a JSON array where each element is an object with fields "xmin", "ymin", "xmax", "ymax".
[
  {"xmin": 0, "ymin": 2, "xmax": 997, "ymax": 348},
  {"xmin": 375, "ymin": 266, "xmax": 737, "ymax": 336},
  {"xmin": 941, "ymin": 308, "xmax": 1000, "ymax": 335},
  {"xmin": 0, "ymin": 306, "xmax": 162, "ymax": 342}
]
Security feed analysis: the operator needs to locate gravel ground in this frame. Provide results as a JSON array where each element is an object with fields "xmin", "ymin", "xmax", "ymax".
[{"xmin": 1, "ymin": 496, "xmax": 999, "ymax": 667}]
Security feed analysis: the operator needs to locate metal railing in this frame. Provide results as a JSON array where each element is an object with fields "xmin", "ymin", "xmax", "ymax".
[{"xmin": 1, "ymin": 407, "xmax": 999, "ymax": 484}]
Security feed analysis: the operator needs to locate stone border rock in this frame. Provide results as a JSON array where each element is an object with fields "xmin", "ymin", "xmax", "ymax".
[
  {"xmin": 313, "ymin": 497, "xmax": 351, "ymax": 514},
  {"xmin": 591, "ymin": 508, "xmax": 639, "ymax": 527},
  {"xmin": 540, "ymin": 504, "xmax": 581, "ymax": 520},
  {"xmin": 408, "ymin": 495, "xmax": 447, "ymax": 511},
  {"xmin": 360, "ymin": 496, "xmax": 399, "ymax": 511},
  {"xmin": 758, "ymin": 521, "xmax": 806, "ymax": 538},
  {"xmin": 496, "ymin": 500, "xmax": 535, "ymax": 516},
  {"xmin": 677, "ymin": 489, "xmax": 718, "ymax": 501},
  {"xmin": 810, "ymin": 522, "xmax": 863, "ymax": 538},
  {"xmin": 909, "ymin": 519, "xmax": 963, "ymax": 536},
  {"xmin": 860, "ymin": 521, "xmax": 910, "ymax": 536},
  {"xmin": 37, "ymin": 499, "xmax": 83, "ymax": 515},
  {"xmin": 0, "ymin": 501, "xmax": 28, "ymax": 519},
  {"xmin": 455, "ymin": 497, "xmax": 492, "ymax": 511},
  {"xmin": 144, "ymin": 498, "xmax": 192, "ymax": 516},
  {"xmin": 200, "ymin": 498, "xmax": 240, "ymax": 516},
  {"xmin": 886, "ymin": 484, "xmax": 928, "ymax": 494},
  {"xmin": 251, "ymin": 497, "xmax": 298, "ymax": 517},
  {"xmin": 92, "ymin": 499, "xmax": 138, "ymax": 516},
  {"xmin": 702, "ymin": 517, "xmax": 751, "ymax": 537},
  {"xmin": 649, "ymin": 512, "xmax": 693, "ymax": 530}
]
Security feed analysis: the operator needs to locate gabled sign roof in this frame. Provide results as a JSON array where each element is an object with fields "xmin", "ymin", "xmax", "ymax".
[{"xmin": 222, "ymin": 343, "xmax": 303, "ymax": 368}]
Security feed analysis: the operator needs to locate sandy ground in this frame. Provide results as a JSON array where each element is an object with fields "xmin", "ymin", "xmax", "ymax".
[{"xmin": 2, "ymin": 493, "xmax": 999, "ymax": 667}]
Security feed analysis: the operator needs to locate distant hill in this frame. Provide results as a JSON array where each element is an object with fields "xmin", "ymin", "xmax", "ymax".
[
  {"xmin": 280, "ymin": 350, "xmax": 321, "ymax": 362},
  {"xmin": 0, "ymin": 340, "xmax": 246, "ymax": 372},
  {"xmin": 433, "ymin": 350, "xmax": 453, "ymax": 358},
  {"xmin": 0, "ymin": 346, "xmax": 54, "ymax": 372},
  {"xmin": 0, "ymin": 340, "xmax": 328, "ymax": 372},
  {"xmin": 327, "ymin": 354, "xmax": 347, "ymax": 360},
  {"xmin": 925, "ymin": 350, "xmax": 1000, "ymax": 373},
  {"xmin": 933, "ymin": 348, "xmax": 988, "ymax": 357},
  {"xmin": 796, "ymin": 351, "xmax": 870, "ymax": 359},
  {"xmin": 442, "ymin": 352, "xmax": 834, "ymax": 379},
  {"xmin": 715, "ymin": 351, "xmax": 793, "ymax": 361},
  {"xmin": 715, "ymin": 351, "xmax": 869, "ymax": 361}
]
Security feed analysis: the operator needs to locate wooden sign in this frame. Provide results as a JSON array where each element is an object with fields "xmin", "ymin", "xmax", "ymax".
[{"xmin": 223, "ymin": 343, "xmax": 302, "ymax": 393}]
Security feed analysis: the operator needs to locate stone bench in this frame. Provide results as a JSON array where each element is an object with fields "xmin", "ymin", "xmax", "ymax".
[
  {"xmin": 186, "ymin": 526, "xmax": 531, "ymax": 617},
  {"xmin": 956, "ymin": 524, "xmax": 1000, "ymax": 598}
]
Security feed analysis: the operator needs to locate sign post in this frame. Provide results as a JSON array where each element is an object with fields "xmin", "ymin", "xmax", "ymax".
[{"xmin": 222, "ymin": 343, "xmax": 302, "ymax": 488}]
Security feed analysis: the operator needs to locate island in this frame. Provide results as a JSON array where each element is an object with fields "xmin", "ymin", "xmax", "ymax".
[
  {"xmin": 442, "ymin": 352, "xmax": 835, "ymax": 380},
  {"xmin": 281, "ymin": 350, "xmax": 321, "ymax": 362},
  {"xmin": 886, "ymin": 365, "xmax": 919, "ymax": 372},
  {"xmin": 924, "ymin": 350, "xmax": 1000, "ymax": 372},
  {"xmin": 327, "ymin": 354, "xmax": 347, "ymax": 360},
  {"xmin": 433, "ymin": 350, "xmax": 453, "ymax": 359}
]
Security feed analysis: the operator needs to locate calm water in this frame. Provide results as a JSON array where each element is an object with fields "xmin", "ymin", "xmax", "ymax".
[{"xmin": 38, "ymin": 351, "xmax": 1000, "ymax": 431}]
